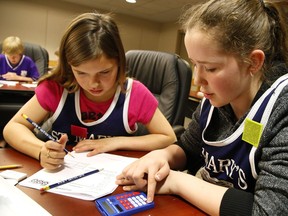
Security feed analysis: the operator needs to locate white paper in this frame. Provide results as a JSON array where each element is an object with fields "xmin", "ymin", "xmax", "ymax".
[
  {"xmin": 0, "ymin": 176, "xmax": 51, "ymax": 216},
  {"xmin": 19, "ymin": 152, "xmax": 137, "ymax": 200},
  {"xmin": 0, "ymin": 170, "xmax": 27, "ymax": 181},
  {"xmin": 0, "ymin": 80, "xmax": 19, "ymax": 86},
  {"xmin": 21, "ymin": 83, "xmax": 37, "ymax": 88}
]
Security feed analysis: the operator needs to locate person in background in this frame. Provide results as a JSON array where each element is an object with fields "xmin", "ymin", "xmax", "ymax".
[
  {"xmin": 0, "ymin": 36, "xmax": 40, "ymax": 147},
  {"xmin": 116, "ymin": 0, "xmax": 288, "ymax": 215},
  {"xmin": 0, "ymin": 36, "xmax": 39, "ymax": 82},
  {"xmin": 3, "ymin": 12, "xmax": 176, "ymax": 170}
]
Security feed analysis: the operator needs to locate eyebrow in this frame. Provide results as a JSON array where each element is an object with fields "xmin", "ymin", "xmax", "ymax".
[
  {"xmin": 189, "ymin": 58, "xmax": 220, "ymax": 65},
  {"xmin": 73, "ymin": 66, "xmax": 114, "ymax": 74}
]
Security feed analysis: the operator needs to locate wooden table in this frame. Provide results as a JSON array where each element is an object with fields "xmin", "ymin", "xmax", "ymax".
[
  {"xmin": 0, "ymin": 82, "xmax": 36, "ymax": 93},
  {"xmin": 0, "ymin": 147, "xmax": 207, "ymax": 216}
]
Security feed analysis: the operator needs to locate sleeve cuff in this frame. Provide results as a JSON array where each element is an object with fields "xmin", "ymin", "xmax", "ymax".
[{"xmin": 220, "ymin": 188, "xmax": 254, "ymax": 216}]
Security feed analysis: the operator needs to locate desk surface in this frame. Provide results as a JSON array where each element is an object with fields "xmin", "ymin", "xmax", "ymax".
[
  {"xmin": 0, "ymin": 148, "xmax": 206, "ymax": 216},
  {"xmin": 0, "ymin": 82, "xmax": 36, "ymax": 93}
]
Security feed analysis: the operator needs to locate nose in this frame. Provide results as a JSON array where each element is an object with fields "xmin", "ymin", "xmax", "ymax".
[
  {"xmin": 193, "ymin": 66, "xmax": 207, "ymax": 87},
  {"xmin": 89, "ymin": 74, "xmax": 100, "ymax": 87}
]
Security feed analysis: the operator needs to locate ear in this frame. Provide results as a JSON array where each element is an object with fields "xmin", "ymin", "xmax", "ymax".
[{"xmin": 249, "ymin": 49, "xmax": 265, "ymax": 75}]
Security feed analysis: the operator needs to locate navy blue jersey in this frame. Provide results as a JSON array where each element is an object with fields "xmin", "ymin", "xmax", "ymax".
[
  {"xmin": 199, "ymin": 74, "xmax": 288, "ymax": 192},
  {"xmin": 43, "ymin": 79, "xmax": 136, "ymax": 145}
]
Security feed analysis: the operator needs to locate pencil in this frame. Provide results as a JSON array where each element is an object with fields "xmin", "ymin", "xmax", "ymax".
[
  {"xmin": 40, "ymin": 168, "xmax": 103, "ymax": 191},
  {"xmin": 0, "ymin": 164, "xmax": 22, "ymax": 170},
  {"xmin": 21, "ymin": 113, "xmax": 74, "ymax": 158}
]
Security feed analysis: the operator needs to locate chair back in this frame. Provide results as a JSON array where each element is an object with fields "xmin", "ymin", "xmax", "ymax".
[
  {"xmin": 0, "ymin": 42, "xmax": 49, "ymax": 77},
  {"xmin": 126, "ymin": 50, "xmax": 192, "ymax": 133}
]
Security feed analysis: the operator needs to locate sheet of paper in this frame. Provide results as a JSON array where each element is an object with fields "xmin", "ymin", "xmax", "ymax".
[
  {"xmin": 21, "ymin": 83, "xmax": 37, "ymax": 88},
  {"xmin": 0, "ymin": 176, "xmax": 51, "ymax": 216},
  {"xmin": 19, "ymin": 152, "xmax": 137, "ymax": 200},
  {"xmin": 0, "ymin": 80, "xmax": 19, "ymax": 86}
]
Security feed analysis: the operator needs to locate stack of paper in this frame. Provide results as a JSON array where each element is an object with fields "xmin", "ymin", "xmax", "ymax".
[
  {"xmin": 0, "ymin": 176, "xmax": 51, "ymax": 216},
  {"xmin": 0, "ymin": 170, "xmax": 27, "ymax": 186},
  {"xmin": 21, "ymin": 83, "xmax": 37, "ymax": 88},
  {"xmin": 0, "ymin": 80, "xmax": 19, "ymax": 86},
  {"xmin": 20, "ymin": 152, "xmax": 137, "ymax": 200}
]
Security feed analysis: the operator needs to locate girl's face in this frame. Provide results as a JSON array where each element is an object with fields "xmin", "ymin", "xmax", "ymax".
[
  {"xmin": 71, "ymin": 55, "xmax": 119, "ymax": 102},
  {"xmin": 185, "ymin": 29, "xmax": 253, "ymax": 115}
]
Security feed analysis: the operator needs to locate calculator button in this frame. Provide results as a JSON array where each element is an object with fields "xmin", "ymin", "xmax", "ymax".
[
  {"xmin": 140, "ymin": 195, "xmax": 147, "ymax": 201},
  {"xmin": 125, "ymin": 204, "xmax": 133, "ymax": 210},
  {"xmin": 133, "ymin": 191, "xmax": 140, "ymax": 195}
]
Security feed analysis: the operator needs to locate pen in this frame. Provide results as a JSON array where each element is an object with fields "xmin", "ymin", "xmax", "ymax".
[
  {"xmin": 40, "ymin": 168, "xmax": 104, "ymax": 191},
  {"xmin": 0, "ymin": 164, "xmax": 22, "ymax": 170},
  {"xmin": 21, "ymin": 113, "xmax": 74, "ymax": 158}
]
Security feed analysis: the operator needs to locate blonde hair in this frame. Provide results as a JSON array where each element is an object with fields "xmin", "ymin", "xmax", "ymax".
[{"xmin": 2, "ymin": 36, "xmax": 24, "ymax": 55}]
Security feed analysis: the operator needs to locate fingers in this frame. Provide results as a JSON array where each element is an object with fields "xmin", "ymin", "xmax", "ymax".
[
  {"xmin": 146, "ymin": 168, "xmax": 158, "ymax": 203},
  {"xmin": 116, "ymin": 161, "xmax": 158, "ymax": 202},
  {"xmin": 115, "ymin": 156, "xmax": 171, "ymax": 203},
  {"xmin": 146, "ymin": 163, "xmax": 170, "ymax": 202},
  {"xmin": 40, "ymin": 134, "xmax": 68, "ymax": 170},
  {"xmin": 58, "ymin": 134, "xmax": 68, "ymax": 144},
  {"xmin": 73, "ymin": 139, "xmax": 109, "ymax": 156},
  {"xmin": 116, "ymin": 161, "xmax": 147, "ymax": 188},
  {"xmin": 40, "ymin": 147, "xmax": 65, "ymax": 170},
  {"xmin": 73, "ymin": 140, "xmax": 97, "ymax": 154}
]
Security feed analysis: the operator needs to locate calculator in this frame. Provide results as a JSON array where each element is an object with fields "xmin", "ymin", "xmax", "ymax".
[{"xmin": 95, "ymin": 191, "xmax": 155, "ymax": 216}]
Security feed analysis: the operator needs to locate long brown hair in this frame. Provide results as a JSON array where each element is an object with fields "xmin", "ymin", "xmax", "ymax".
[
  {"xmin": 179, "ymin": 0, "xmax": 288, "ymax": 77},
  {"xmin": 39, "ymin": 12, "xmax": 126, "ymax": 92}
]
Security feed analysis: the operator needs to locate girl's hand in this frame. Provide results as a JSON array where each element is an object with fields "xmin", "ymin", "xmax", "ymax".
[
  {"xmin": 73, "ymin": 138, "xmax": 116, "ymax": 156},
  {"xmin": 40, "ymin": 134, "xmax": 68, "ymax": 170},
  {"xmin": 115, "ymin": 149, "xmax": 170, "ymax": 203}
]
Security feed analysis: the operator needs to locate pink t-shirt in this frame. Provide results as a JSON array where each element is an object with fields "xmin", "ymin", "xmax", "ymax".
[{"xmin": 35, "ymin": 79, "xmax": 158, "ymax": 128}]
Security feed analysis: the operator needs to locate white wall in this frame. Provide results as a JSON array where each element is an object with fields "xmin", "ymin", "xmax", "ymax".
[{"xmin": 0, "ymin": 0, "xmax": 180, "ymax": 61}]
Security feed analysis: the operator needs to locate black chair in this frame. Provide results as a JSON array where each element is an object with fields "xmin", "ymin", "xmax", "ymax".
[
  {"xmin": 126, "ymin": 50, "xmax": 192, "ymax": 138},
  {"xmin": 0, "ymin": 42, "xmax": 49, "ymax": 77}
]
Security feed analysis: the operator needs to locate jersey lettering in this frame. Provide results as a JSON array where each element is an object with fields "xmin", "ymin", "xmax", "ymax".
[{"xmin": 202, "ymin": 148, "xmax": 248, "ymax": 189}]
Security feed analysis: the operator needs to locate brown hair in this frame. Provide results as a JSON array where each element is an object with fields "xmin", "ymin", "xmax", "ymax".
[
  {"xmin": 179, "ymin": 0, "xmax": 288, "ymax": 76},
  {"xmin": 39, "ymin": 12, "xmax": 126, "ymax": 92}
]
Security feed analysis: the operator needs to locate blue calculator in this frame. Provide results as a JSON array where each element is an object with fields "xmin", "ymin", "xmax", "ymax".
[{"xmin": 95, "ymin": 191, "xmax": 155, "ymax": 216}]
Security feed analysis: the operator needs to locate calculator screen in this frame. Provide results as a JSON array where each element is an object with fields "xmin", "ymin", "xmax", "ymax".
[{"xmin": 102, "ymin": 201, "xmax": 114, "ymax": 214}]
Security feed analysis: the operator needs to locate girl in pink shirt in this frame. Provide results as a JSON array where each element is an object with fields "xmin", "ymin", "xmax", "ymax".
[{"xmin": 4, "ymin": 12, "xmax": 176, "ymax": 170}]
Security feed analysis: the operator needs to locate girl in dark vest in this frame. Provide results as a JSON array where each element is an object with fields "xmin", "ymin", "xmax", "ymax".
[
  {"xmin": 4, "ymin": 12, "xmax": 176, "ymax": 170},
  {"xmin": 116, "ymin": 0, "xmax": 288, "ymax": 215}
]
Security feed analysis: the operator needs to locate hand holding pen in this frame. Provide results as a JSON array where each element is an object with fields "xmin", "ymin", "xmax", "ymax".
[{"xmin": 21, "ymin": 114, "xmax": 74, "ymax": 158}]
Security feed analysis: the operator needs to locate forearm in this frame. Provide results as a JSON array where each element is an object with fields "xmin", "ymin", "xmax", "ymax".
[
  {"xmin": 169, "ymin": 171, "xmax": 228, "ymax": 216},
  {"xmin": 3, "ymin": 122, "xmax": 44, "ymax": 160},
  {"xmin": 110, "ymin": 133, "xmax": 176, "ymax": 151},
  {"xmin": 18, "ymin": 76, "xmax": 34, "ymax": 82}
]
